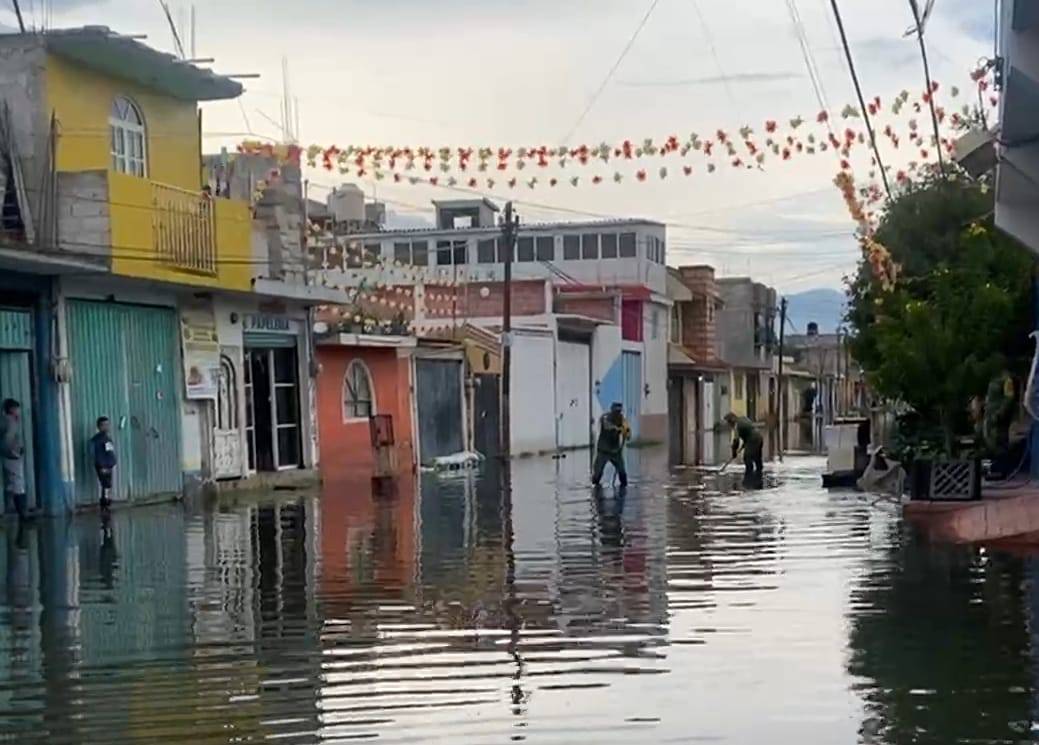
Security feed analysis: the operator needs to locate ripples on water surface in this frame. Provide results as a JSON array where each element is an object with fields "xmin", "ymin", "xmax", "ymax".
[{"xmin": 1, "ymin": 451, "xmax": 1037, "ymax": 744}]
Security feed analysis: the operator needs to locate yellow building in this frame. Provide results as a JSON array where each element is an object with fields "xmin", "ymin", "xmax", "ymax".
[{"xmin": 0, "ymin": 28, "xmax": 341, "ymax": 512}]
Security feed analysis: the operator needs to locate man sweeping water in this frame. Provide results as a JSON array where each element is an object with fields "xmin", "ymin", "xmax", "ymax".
[
  {"xmin": 724, "ymin": 412, "xmax": 763, "ymax": 487},
  {"xmin": 592, "ymin": 402, "xmax": 631, "ymax": 488}
]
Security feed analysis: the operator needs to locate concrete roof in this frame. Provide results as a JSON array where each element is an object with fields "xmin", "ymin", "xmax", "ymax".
[
  {"xmin": 336, "ymin": 216, "xmax": 665, "ymax": 241},
  {"xmin": 42, "ymin": 26, "xmax": 242, "ymax": 101}
]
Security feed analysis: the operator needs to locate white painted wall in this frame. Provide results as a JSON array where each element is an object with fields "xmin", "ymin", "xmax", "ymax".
[
  {"xmin": 591, "ymin": 324, "xmax": 622, "ymax": 419},
  {"xmin": 510, "ymin": 328, "xmax": 557, "ymax": 454},
  {"xmin": 642, "ymin": 299, "xmax": 669, "ymax": 418}
]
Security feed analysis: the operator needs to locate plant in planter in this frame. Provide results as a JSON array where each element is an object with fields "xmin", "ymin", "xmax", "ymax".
[{"xmin": 845, "ymin": 172, "xmax": 1034, "ymax": 500}]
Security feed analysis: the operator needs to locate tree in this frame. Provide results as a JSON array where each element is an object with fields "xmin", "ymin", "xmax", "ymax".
[{"xmin": 845, "ymin": 174, "xmax": 1034, "ymax": 454}]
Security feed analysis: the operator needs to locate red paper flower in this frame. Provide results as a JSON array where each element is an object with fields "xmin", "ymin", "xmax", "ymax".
[
  {"xmin": 592, "ymin": 175, "xmax": 603, "ymax": 184},
  {"xmin": 468, "ymin": 178, "xmax": 478, "ymax": 188},
  {"xmin": 896, "ymin": 170, "xmax": 907, "ymax": 183},
  {"xmin": 549, "ymin": 178, "xmax": 558, "ymax": 187},
  {"xmin": 765, "ymin": 120, "xmax": 777, "ymax": 133},
  {"xmin": 840, "ymin": 159, "xmax": 851, "ymax": 171},
  {"xmin": 636, "ymin": 169, "xmax": 647, "ymax": 181},
  {"xmin": 683, "ymin": 165, "xmax": 693, "ymax": 176},
  {"xmin": 430, "ymin": 177, "xmax": 439, "ymax": 186},
  {"xmin": 782, "ymin": 148, "xmax": 791, "ymax": 160},
  {"xmin": 817, "ymin": 110, "xmax": 829, "ymax": 123}
]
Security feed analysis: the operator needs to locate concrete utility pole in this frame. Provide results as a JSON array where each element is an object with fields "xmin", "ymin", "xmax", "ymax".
[
  {"xmin": 777, "ymin": 297, "xmax": 787, "ymax": 460},
  {"xmin": 499, "ymin": 202, "xmax": 519, "ymax": 459}
]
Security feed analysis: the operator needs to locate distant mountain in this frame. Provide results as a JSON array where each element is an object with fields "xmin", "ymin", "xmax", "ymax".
[{"xmin": 784, "ymin": 288, "xmax": 845, "ymax": 334}]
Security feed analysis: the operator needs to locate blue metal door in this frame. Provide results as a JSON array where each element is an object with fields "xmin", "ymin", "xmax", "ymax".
[
  {"xmin": 622, "ymin": 351, "xmax": 642, "ymax": 441},
  {"xmin": 415, "ymin": 359, "xmax": 464, "ymax": 464}
]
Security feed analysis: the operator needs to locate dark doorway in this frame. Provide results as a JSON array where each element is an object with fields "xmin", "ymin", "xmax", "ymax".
[
  {"xmin": 668, "ymin": 376, "xmax": 684, "ymax": 466},
  {"xmin": 249, "ymin": 350, "xmax": 275, "ymax": 472},
  {"xmin": 473, "ymin": 373, "xmax": 500, "ymax": 459}
]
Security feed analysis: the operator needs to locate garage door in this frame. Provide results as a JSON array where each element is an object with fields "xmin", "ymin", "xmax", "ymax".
[{"xmin": 556, "ymin": 340, "xmax": 591, "ymax": 448}]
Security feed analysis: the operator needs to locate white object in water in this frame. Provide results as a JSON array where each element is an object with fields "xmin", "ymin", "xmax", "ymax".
[{"xmin": 431, "ymin": 451, "xmax": 485, "ymax": 472}]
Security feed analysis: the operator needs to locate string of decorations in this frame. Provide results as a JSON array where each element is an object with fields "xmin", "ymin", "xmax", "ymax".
[{"xmin": 239, "ymin": 72, "xmax": 996, "ymax": 191}]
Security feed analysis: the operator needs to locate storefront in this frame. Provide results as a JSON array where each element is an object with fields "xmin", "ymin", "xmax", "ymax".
[{"xmin": 242, "ymin": 312, "xmax": 306, "ymax": 473}]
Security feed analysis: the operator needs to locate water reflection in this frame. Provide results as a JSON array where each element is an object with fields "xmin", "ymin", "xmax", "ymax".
[{"xmin": 1, "ymin": 454, "xmax": 1039, "ymax": 742}]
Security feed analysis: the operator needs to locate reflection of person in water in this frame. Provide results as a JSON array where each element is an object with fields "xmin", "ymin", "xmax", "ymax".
[
  {"xmin": 594, "ymin": 485, "xmax": 626, "ymax": 553},
  {"xmin": 99, "ymin": 515, "xmax": 117, "ymax": 589}
]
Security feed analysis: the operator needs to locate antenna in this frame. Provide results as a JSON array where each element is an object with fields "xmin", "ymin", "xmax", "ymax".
[{"xmin": 157, "ymin": 0, "xmax": 186, "ymax": 58}]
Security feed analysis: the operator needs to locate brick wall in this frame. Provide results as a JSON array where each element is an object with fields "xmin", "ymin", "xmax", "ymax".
[
  {"xmin": 554, "ymin": 295, "xmax": 616, "ymax": 322},
  {"xmin": 676, "ymin": 265, "xmax": 720, "ymax": 362},
  {"xmin": 454, "ymin": 280, "xmax": 547, "ymax": 318}
]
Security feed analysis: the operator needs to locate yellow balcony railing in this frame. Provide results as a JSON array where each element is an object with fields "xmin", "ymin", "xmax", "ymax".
[{"xmin": 151, "ymin": 181, "xmax": 216, "ymax": 275}]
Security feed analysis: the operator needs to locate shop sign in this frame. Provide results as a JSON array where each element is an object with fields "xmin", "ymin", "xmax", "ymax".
[
  {"xmin": 181, "ymin": 306, "xmax": 220, "ymax": 400},
  {"xmin": 244, "ymin": 314, "xmax": 295, "ymax": 333}
]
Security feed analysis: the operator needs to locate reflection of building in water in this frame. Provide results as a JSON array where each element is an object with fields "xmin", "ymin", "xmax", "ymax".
[
  {"xmin": 847, "ymin": 543, "xmax": 1032, "ymax": 743},
  {"xmin": 318, "ymin": 472, "xmax": 418, "ymax": 626}
]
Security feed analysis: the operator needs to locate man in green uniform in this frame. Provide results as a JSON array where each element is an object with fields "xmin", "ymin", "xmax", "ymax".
[
  {"xmin": 592, "ymin": 402, "xmax": 631, "ymax": 488},
  {"xmin": 724, "ymin": 412, "xmax": 763, "ymax": 485}
]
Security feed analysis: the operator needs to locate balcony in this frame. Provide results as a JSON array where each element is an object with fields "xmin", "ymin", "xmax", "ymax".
[
  {"xmin": 151, "ymin": 181, "xmax": 216, "ymax": 275},
  {"xmin": 55, "ymin": 169, "xmax": 253, "ymax": 291}
]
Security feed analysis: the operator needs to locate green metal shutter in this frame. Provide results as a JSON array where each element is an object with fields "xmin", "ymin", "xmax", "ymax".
[
  {"xmin": 67, "ymin": 301, "xmax": 182, "ymax": 505},
  {"xmin": 68, "ymin": 301, "xmax": 131, "ymax": 504},
  {"xmin": 124, "ymin": 305, "xmax": 182, "ymax": 499}
]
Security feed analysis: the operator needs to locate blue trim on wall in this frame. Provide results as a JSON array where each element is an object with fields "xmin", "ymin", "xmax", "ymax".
[{"xmin": 0, "ymin": 272, "xmax": 64, "ymax": 514}]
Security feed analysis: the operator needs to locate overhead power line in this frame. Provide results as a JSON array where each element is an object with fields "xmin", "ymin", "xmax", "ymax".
[
  {"xmin": 560, "ymin": 0, "xmax": 662, "ymax": 144},
  {"xmin": 827, "ymin": 0, "xmax": 892, "ymax": 198},
  {"xmin": 907, "ymin": 0, "xmax": 946, "ymax": 176}
]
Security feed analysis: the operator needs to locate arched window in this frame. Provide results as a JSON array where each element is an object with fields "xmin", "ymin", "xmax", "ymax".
[
  {"xmin": 343, "ymin": 360, "xmax": 375, "ymax": 420},
  {"xmin": 109, "ymin": 96, "xmax": 147, "ymax": 177}
]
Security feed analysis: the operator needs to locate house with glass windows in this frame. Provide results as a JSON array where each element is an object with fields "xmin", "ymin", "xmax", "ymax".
[
  {"xmin": 0, "ymin": 27, "xmax": 343, "ymax": 512},
  {"xmin": 316, "ymin": 197, "xmax": 671, "ymax": 454}
]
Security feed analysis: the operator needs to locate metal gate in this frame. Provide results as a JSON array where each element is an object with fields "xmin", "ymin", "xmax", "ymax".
[
  {"xmin": 473, "ymin": 373, "xmax": 500, "ymax": 459},
  {"xmin": 0, "ymin": 308, "xmax": 35, "ymax": 504},
  {"xmin": 67, "ymin": 300, "xmax": 182, "ymax": 504},
  {"xmin": 415, "ymin": 358, "xmax": 464, "ymax": 464},
  {"xmin": 556, "ymin": 340, "xmax": 591, "ymax": 448},
  {"xmin": 622, "ymin": 351, "xmax": 642, "ymax": 441}
]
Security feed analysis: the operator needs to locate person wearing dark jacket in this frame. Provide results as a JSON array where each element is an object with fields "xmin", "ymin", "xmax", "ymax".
[
  {"xmin": 592, "ymin": 402, "xmax": 631, "ymax": 487},
  {"xmin": 724, "ymin": 412, "xmax": 764, "ymax": 486},
  {"xmin": 90, "ymin": 416, "xmax": 116, "ymax": 508},
  {"xmin": 2, "ymin": 399, "xmax": 26, "ymax": 519}
]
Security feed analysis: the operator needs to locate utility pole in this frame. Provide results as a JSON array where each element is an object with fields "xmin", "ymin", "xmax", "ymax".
[
  {"xmin": 777, "ymin": 298, "xmax": 787, "ymax": 461},
  {"xmin": 11, "ymin": 0, "xmax": 25, "ymax": 32},
  {"xmin": 499, "ymin": 202, "xmax": 519, "ymax": 460}
]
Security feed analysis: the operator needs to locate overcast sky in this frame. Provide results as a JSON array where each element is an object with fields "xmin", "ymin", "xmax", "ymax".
[{"xmin": 12, "ymin": 0, "xmax": 994, "ymax": 292}]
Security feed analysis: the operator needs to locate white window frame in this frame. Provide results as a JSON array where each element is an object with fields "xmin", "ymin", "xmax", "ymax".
[
  {"xmin": 343, "ymin": 359, "xmax": 376, "ymax": 422},
  {"xmin": 109, "ymin": 95, "xmax": 147, "ymax": 177}
]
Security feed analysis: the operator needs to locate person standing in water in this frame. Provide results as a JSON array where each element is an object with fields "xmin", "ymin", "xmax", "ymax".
[
  {"xmin": 592, "ymin": 402, "xmax": 631, "ymax": 488},
  {"xmin": 90, "ymin": 416, "xmax": 117, "ymax": 510},
  {"xmin": 724, "ymin": 412, "xmax": 764, "ymax": 486},
  {"xmin": 1, "ymin": 399, "xmax": 26, "ymax": 519}
]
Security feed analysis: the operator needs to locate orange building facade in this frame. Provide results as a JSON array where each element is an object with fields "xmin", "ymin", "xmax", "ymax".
[{"xmin": 315, "ymin": 338, "xmax": 417, "ymax": 481}]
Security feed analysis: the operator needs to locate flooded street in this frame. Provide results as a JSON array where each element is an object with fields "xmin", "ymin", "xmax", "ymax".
[{"xmin": 2, "ymin": 451, "xmax": 1037, "ymax": 744}]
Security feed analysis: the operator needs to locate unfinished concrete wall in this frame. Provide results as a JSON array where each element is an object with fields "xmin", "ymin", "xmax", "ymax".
[
  {"xmin": 0, "ymin": 36, "xmax": 52, "ymax": 245},
  {"xmin": 56, "ymin": 170, "xmax": 110, "ymax": 266}
]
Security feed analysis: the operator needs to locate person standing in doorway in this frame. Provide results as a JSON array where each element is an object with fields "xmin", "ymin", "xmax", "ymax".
[
  {"xmin": 91, "ymin": 416, "xmax": 117, "ymax": 509},
  {"xmin": 592, "ymin": 402, "xmax": 631, "ymax": 488},
  {"xmin": 724, "ymin": 412, "xmax": 764, "ymax": 486},
  {"xmin": 1, "ymin": 399, "xmax": 26, "ymax": 520}
]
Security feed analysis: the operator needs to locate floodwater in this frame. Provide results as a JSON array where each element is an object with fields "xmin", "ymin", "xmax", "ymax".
[{"xmin": 2, "ymin": 450, "xmax": 1038, "ymax": 744}]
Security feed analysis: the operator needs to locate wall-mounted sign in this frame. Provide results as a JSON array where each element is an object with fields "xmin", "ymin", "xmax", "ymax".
[
  {"xmin": 181, "ymin": 305, "xmax": 220, "ymax": 400},
  {"xmin": 244, "ymin": 314, "xmax": 294, "ymax": 333}
]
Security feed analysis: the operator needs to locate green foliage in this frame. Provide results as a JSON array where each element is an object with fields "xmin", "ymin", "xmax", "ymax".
[{"xmin": 845, "ymin": 174, "xmax": 1034, "ymax": 451}]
